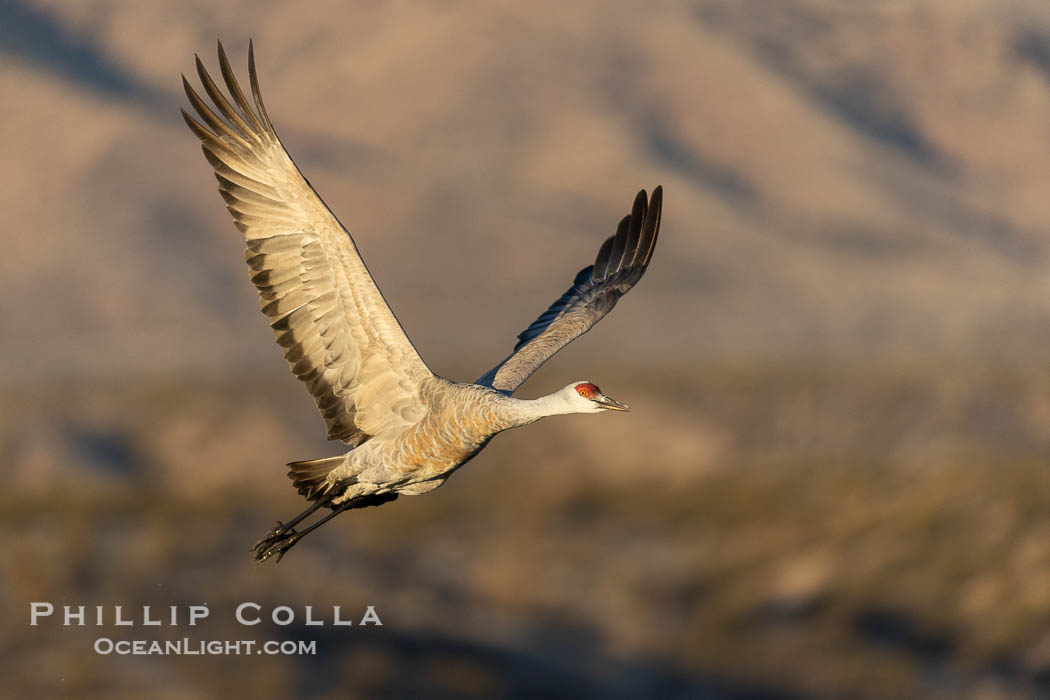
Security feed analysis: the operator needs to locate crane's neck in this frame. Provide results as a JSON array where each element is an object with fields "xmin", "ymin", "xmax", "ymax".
[{"xmin": 495, "ymin": 391, "xmax": 579, "ymax": 430}]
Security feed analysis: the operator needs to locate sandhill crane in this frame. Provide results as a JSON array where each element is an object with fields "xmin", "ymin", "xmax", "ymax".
[{"xmin": 182, "ymin": 42, "xmax": 662, "ymax": 562}]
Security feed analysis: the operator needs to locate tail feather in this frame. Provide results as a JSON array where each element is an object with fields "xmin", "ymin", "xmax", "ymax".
[{"xmin": 286, "ymin": 456, "xmax": 344, "ymax": 500}]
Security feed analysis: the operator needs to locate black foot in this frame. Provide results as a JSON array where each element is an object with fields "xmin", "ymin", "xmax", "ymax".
[{"xmin": 251, "ymin": 522, "xmax": 301, "ymax": 563}]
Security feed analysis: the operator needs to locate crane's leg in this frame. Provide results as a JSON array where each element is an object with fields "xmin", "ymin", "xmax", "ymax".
[
  {"xmin": 255, "ymin": 497, "xmax": 328, "ymax": 543},
  {"xmin": 254, "ymin": 503, "xmax": 347, "ymax": 563},
  {"xmin": 251, "ymin": 491, "xmax": 400, "ymax": 563}
]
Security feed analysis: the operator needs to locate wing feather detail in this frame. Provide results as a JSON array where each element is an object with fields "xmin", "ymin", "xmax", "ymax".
[
  {"xmin": 183, "ymin": 41, "xmax": 432, "ymax": 443},
  {"xmin": 478, "ymin": 187, "xmax": 662, "ymax": 394}
]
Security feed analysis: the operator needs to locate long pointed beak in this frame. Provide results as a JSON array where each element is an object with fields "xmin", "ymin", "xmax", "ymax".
[{"xmin": 595, "ymin": 393, "xmax": 630, "ymax": 412}]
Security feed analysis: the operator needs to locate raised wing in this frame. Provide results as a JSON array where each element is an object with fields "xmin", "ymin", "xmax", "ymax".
[
  {"xmin": 182, "ymin": 41, "xmax": 433, "ymax": 444},
  {"xmin": 478, "ymin": 187, "xmax": 662, "ymax": 394}
]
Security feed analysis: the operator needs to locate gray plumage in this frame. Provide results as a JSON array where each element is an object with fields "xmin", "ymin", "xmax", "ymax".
[{"xmin": 182, "ymin": 41, "xmax": 662, "ymax": 562}]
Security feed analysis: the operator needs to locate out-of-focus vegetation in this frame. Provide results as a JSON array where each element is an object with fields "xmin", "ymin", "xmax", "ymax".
[
  {"xmin": 6, "ymin": 358, "xmax": 1050, "ymax": 698},
  {"xmin": 5, "ymin": 0, "xmax": 1050, "ymax": 697}
]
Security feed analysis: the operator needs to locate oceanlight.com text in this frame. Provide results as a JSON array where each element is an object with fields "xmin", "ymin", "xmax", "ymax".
[{"xmin": 94, "ymin": 638, "xmax": 317, "ymax": 656}]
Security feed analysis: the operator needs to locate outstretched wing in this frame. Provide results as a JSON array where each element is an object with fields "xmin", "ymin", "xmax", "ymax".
[
  {"xmin": 478, "ymin": 187, "xmax": 662, "ymax": 394},
  {"xmin": 182, "ymin": 41, "xmax": 433, "ymax": 444}
]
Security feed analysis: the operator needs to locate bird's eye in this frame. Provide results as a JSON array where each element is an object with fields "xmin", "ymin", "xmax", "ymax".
[{"xmin": 575, "ymin": 382, "xmax": 597, "ymax": 398}]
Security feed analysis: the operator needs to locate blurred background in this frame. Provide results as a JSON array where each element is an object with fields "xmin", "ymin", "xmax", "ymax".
[{"xmin": 4, "ymin": 0, "xmax": 1050, "ymax": 697}]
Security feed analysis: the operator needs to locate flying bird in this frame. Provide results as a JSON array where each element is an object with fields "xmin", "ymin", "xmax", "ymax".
[{"xmin": 182, "ymin": 42, "xmax": 662, "ymax": 562}]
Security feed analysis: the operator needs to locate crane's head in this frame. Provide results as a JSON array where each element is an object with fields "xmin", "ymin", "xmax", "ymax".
[{"xmin": 560, "ymin": 381, "xmax": 630, "ymax": 413}]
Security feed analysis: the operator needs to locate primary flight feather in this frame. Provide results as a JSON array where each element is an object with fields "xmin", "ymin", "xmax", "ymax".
[{"xmin": 182, "ymin": 41, "xmax": 662, "ymax": 562}]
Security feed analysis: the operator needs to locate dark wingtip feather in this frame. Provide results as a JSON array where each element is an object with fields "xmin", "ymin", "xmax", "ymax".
[
  {"xmin": 217, "ymin": 39, "xmax": 265, "ymax": 134},
  {"xmin": 603, "ymin": 189, "xmax": 648, "ymax": 281},
  {"xmin": 181, "ymin": 73, "xmax": 195, "ymax": 102},
  {"xmin": 638, "ymin": 184, "xmax": 662, "ymax": 269},
  {"xmin": 648, "ymin": 186, "xmax": 663, "ymax": 220},
  {"xmin": 595, "ymin": 218, "xmax": 626, "ymax": 279},
  {"xmin": 183, "ymin": 71, "xmax": 251, "ymax": 149},
  {"xmin": 194, "ymin": 53, "xmax": 255, "ymax": 143},
  {"xmin": 180, "ymin": 107, "xmax": 212, "ymax": 142},
  {"xmin": 607, "ymin": 217, "xmax": 630, "ymax": 279},
  {"xmin": 180, "ymin": 82, "xmax": 217, "ymax": 141},
  {"xmin": 618, "ymin": 201, "xmax": 642, "ymax": 269},
  {"xmin": 193, "ymin": 54, "xmax": 208, "ymax": 83},
  {"xmin": 630, "ymin": 189, "xmax": 648, "ymax": 231},
  {"xmin": 248, "ymin": 39, "xmax": 275, "ymax": 133}
]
